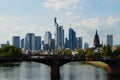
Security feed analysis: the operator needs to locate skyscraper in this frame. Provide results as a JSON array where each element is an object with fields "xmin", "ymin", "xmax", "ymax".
[
  {"xmin": 24, "ymin": 33, "xmax": 35, "ymax": 52},
  {"xmin": 54, "ymin": 17, "xmax": 64, "ymax": 50},
  {"xmin": 12, "ymin": 36, "xmax": 20, "ymax": 48},
  {"xmin": 69, "ymin": 28, "xmax": 76, "ymax": 50},
  {"xmin": 44, "ymin": 31, "xmax": 52, "ymax": 50},
  {"xmin": 21, "ymin": 38, "xmax": 24, "ymax": 49},
  {"xmin": 76, "ymin": 37, "xmax": 82, "ymax": 48},
  {"xmin": 35, "ymin": 36, "xmax": 41, "ymax": 50},
  {"xmin": 107, "ymin": 35, "xmax": 113, "ymax": 47},
  {"xmin": 44, "ymin": 31, "xmax": 52, "ymax": 44}
]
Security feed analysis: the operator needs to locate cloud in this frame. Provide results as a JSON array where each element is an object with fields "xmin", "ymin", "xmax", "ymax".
[
  {"xmin": 105, "ymin": 16, "xmax": 120, "ymax": 27},
  {"xmin": 44, "ymin": 0, "xmax": 81, "ymax": 11},
  {"xmin": 80, "ymin": 17, "xmax": 100, "ymax": 30}
]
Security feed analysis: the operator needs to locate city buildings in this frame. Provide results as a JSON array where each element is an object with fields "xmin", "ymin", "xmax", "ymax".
[
  {"xmin": 54, "ymin": 17, "xmax": 64, "ymax": 50},
  {"xmin": 24, "ymin": 33, "xmax": 35, "ymax": 52},
  {"xmin": 107, "ymin": 35, "xmax": 113, "ymax": 47},
  {"xmin": 76, "ymin": 37, "xmax": 82, "ymax": 48},
  {"xmin": 69, "ymin": 28, "xmax": 76, "ymax": 50},
  {"xmin": 21, "ymin": 38, "xmax": 24, "ymax": 50},
  {"xmin": 12, "ymin": 36, "xmax": 20, "ymax": 48},
  {"xmin": 35, "ymin": 36, "xmax": 41, "ymax": 51}
]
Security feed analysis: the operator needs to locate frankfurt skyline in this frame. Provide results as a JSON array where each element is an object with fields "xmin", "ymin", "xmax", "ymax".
[{"xmin": 0, "ymin": 0, "xmax": 120, "ymax": 47}]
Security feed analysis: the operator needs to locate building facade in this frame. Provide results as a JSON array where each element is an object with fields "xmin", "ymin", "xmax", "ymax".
[
  {"xmin": 69, "ymin": 28, "xmax": 76, "ymax": 50},
  {"xmin": 94, "ymin": 30, "xmax": 100, "ymax": 48},
  {"xmin": 84, "ymin": 42, "xmax": 89, "ymax": 50},
  {"xmin": 76, "ymin": 37, "xmax": 82, "ymax": 48},
  {"xmin": 44, "ymin": 31, "xmax": 52, "ymax": 50},
  {"xmin": 12, "ymin": 36, "xmax": 20, "ymax": 48},
  {"xmin": 24, "ymin": 33, "xmax": 35, "ymax": 52},
  {"xmin": 107, "ymin": 35, "xmax": 113, "ymax": 47},
  {"xmin": 35, "ymin": 36, "xmax": 41, "ymax": 50},
  {"xmin": 54, "ymin": 17, "xmax": 64, "ymax": 50},
  {"xmin": 21, "ymin": 38, "xmax": 24, "ymax": 50}
]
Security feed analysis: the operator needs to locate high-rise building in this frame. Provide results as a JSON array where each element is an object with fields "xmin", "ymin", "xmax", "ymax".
[
  {"xmin": 54, "ymin": 17, "xmax": 64, "ymax": 50},
  {"xmin": 76, "ymin": 37, "xmax": 82, "ymax": 48},
  {"xmin": 107, "ymin": 35, "xmax": 113, "ymax": 47},
  {"xmin": 24, "ymin": 33, "xmax": 35, "ymax": 52},
  {"xmin": 84, "ymin": 42, "xmax": 89, "ymax": 50},
  {"xmin": 49, "ymin": 39, "xmax": 55, "ymax": 51},
  {"xmin": 65, "ymin": 38, "xmax": 69, "ymax": 48},
  {"xmin": 12, "ymin": 36, "xmax": 20, "ymax": 47},
  {"xmin": 69, "ymin": 28, "xmax": 76, "ymax": 50},
  {"xmin": 35, "ymin": 36, "xmax": 41, "ymax": 50},
  {"xmin": 44, "ymin": 31, "xmax": 52, "ymax": 44},
  {"xmin": 21, "ymin": 38, "xmax": 24, "ymax": 49},
  {"xmin": 44, "ymin": 31, "xmax": 52, "ymax": 50}
]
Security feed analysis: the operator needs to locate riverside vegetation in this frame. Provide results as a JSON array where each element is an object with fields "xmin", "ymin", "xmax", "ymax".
[{"xmin": 0, "ymin": 45, "xmax": 120, "ymax": 60}]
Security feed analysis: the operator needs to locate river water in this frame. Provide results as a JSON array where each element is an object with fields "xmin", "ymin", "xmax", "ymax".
[{"xmin": 0, "ymin": 62, "xmax": 108, "ymax": 80}]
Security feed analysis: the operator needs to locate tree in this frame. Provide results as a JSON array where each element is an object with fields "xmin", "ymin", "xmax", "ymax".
[
  {"xmin": 63, "ymin": 49, "xmax": 72, "ymax": 55},
  {"xmin": 113, "ymin": 45, "xmax": 120, "ymax": 56},
  {"xmin": 92, "ymin": 52, "xmax": 102, "ymax": 60},
  {"xmin": 85, "ymin": 48, "xmax": 93, "ymax": 60},
  {"xmin": 0, "ymin": 45, "xmax": 22, "ymax": 58},
  {"xmin": 76, "ymin": 48, "xmax": 85, "ymax": 58},
  {"xmin": 102, "ymin": 45, "xmax": 112, "ymax": 58}
]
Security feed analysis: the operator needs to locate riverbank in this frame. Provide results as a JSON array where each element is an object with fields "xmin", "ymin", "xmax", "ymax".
[{"xmin": 85, "ymin": 61, "xmax": 111, "ymax": 73}]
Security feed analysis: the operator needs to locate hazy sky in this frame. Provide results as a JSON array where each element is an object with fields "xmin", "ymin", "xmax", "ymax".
[{"xmin": 0, "ymin": 0, "xmax": 120, "ymax": 47}]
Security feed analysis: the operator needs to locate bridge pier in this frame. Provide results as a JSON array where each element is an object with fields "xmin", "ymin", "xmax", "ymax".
[{"xmin": 50, "ymin": 60, "xmax": 60, "ymax": 80}]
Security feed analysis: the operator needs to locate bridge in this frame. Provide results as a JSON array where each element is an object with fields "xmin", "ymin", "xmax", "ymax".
[{"xmin": 0, "ymin": 55, "xmax": 119, "ymax": 80}]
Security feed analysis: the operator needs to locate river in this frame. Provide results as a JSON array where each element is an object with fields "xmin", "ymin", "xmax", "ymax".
[{"xmin": 0, "ymin": 62, "xmax": 109, "ymax": 80}]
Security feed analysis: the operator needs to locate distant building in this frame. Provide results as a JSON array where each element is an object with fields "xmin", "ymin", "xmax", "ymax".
[
  {"xmin": 94, "ymin": 30, "xmax": 102, "ymax": 48},
  {"xmin": 0, "ymin": 44, "xmax": 6, "ymax": 48},
  {"xmin": 6, "ymin": 41, "xmax": 10, "ymax": 45},
  {"xmin": 69, "ymin": 28, "xmax": 76, "ymax": 50},
  {"xmin": 49, "ymin": 39, "xmax": 55, "ymax": 51},
  {"xmin": 65, "ymin": 38, "xmax": 69, "ymax": 48},
  {"xmin": 35, "ymin": 36, "xmax": 41, "ymax": 50},
  {"xmin": 84, "ymin": 42, "xmax": 89, "ymax": 50},
  {"xmin": 76, "ymin": 37, "xmax": 82, "ymax": 48},
  {"xmin": 107, "ymin": 35, "xmax": 113, "ymax": 47},
  {"xmin": 12, "ymin": 36, "xmax": 20, "ymax": 48},
  {"xmin": 54, "ymin": 17, "xmax": 64, "ymax": 50},
  {"xmin": 44, "ymin": 31, "xmax": 52, "ymax": 50},
  {"xmin": 44, "ymin": 31, "xmax": 52, "ymax": 44},
  {"xmin": 21, "ymin": 38, "xmax": 24, "ymax": 49},
  {"xmin": 24, "ymin": 33, "xmax": 35, "ymax": 52}
]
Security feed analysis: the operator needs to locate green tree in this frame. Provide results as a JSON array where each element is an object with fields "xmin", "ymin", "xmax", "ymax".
[
  {"xmin": 0, "ymin": 45, "xmax": 22, "ymax": 58},
  {"xmin": 92, "ymin": 52, "xmax": 102, "ymax": 60},
  {"xmin": 102, "ymin": 45, "xmax": 112, "ymax": 58},
  {"xmin": 76, "ymin": 48, "xmax": 85, "ymax": 58},
  {"xmin": 63, "ymin": 49, "xmax": 72, "ymax": 55},
  {"xmin": 85, "ymin": 48, "xmax": 93, "ymax": 60},
  {"xmin": 113, "ymin": 45, "xmax": 120, "ymax": 56}
]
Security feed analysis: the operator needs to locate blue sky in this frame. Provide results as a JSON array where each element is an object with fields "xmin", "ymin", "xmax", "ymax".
[{"xmin": 0, "ymin": 0, "xmax": 120, "ymax": 47}]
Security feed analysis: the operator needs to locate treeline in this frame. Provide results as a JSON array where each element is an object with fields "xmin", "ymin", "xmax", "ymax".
[
  {"xmin": 53, "ymin": 45, "xmax": 120, "ymax": 60},
  {"xmin": 0, "ymin": 45, "xmax": 22, "ymax": 58}
]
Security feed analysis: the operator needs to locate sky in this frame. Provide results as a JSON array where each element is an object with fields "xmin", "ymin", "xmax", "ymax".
[{"xmin": 0, "ymin": 0, "xmax": 120, "ymax": 47}]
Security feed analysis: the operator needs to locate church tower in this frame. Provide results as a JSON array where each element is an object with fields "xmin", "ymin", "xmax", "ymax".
[{"xmin": 94, "ymin": 30, "xmax": 100, "ymax": 47}]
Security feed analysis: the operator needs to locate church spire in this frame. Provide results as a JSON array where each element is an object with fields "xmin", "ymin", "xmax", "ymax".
[{"xmin": 96, "ymin": 30, "xmax": 98, "ymax": 35}]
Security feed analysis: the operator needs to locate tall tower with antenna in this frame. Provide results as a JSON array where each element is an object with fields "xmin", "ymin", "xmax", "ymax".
[{"xmin": 54, "ymin": 17, "xmax": 64, "ymax": 50}]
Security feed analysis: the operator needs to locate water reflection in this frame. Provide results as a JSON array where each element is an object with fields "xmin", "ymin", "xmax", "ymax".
[
  {"xmin": 0, "ymin": 62, "xmax": 108, "ymax": 80},
  {"xmin": 60, "ymin": 62, "xmax": 107, "ymax": 80}
]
